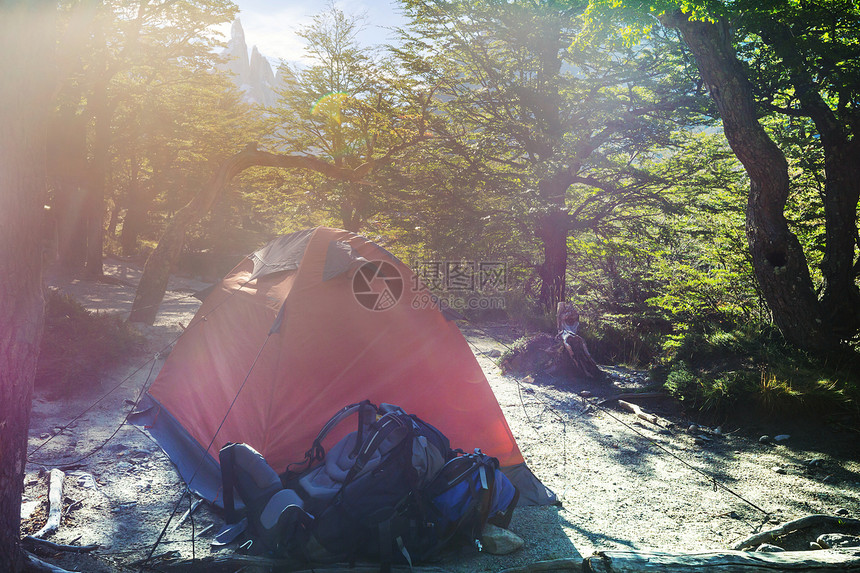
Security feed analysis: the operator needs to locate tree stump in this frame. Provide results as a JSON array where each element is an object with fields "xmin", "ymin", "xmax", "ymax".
[{"xmin": 499, "ymin": 304, "xmax": 601, "ymax": 379}]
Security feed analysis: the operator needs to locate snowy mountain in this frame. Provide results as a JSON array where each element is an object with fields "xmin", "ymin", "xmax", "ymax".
[{"xmin": 221, "ymin": 19, "xmax": 279, "ymax": 106}]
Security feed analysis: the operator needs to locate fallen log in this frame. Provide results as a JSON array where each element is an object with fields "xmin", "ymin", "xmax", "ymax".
[
  {"xmin": 33, "ymin": 469, "xmax": 64, "ymax": 539},
  {"xmin": 498, "ymin": 556, "xmax": 583, "ymax": 572},
  {"xmin": 586, "ymin": 548, "xmax": 860, "ymax": 572},
  {"xmin": 597, "ymin": 392, "xmax": 668, "ymax": 406},
  {"xmin": 159, "ymin": 554, "xmax": 451, "ymax": 572},
  {"xmin": 617, "ymin": 400, "xmax": 660, "ymax": 425},
  {"xmin": 732, "ymin": 514, "xmax": 860, "ymax": 550}
]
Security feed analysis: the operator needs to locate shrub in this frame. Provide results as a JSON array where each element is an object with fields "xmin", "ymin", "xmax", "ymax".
[{"xmin": 657, "ymin": 324, "xmax": 860, "ymax": 421}]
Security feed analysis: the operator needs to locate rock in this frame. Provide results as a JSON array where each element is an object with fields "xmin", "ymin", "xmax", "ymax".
[
  {"xmin": 756, "ymin": 543, "xmax": 785, "ymax": 552},
  {"xmin": 713, "ymin": 426, "xmax": 723, "ymax": 436},
  {"xmin": 580, "ymin": 390, "xmax": 592, "ymax": 398},
  {"xmin": 482, "ymin": 524, "xmax": 524, "ymax": 555},
  {"xmin": 835, "ymin": 508, "xmax": 850, "ymax": 516},
  {"xmin": 772, "ymin": 466, "xmax": 786, "ymax": 474},
  {"xmin": 817, "ymin": 533, "xmax": 860, "ymax": 549},
  {"xmin": 114, "ymin": 461, "xmax": 134, "ymax": 473},
  {"xmin": 487, "ymin": 349, "xmax": 502, "ymax": 358},
  {"xmin": 688, "ymin": 424, "xmax": 698, "ymax": 433},
  {"xmin": 39, "ymin": 432, "xmax": 50, "ymax": 439},
  {"xmin": 111, "ymin": 501, "xmax": 138, "ymax": 513},
  {"xmin": 809, "ymin": 542, "xmax": 823, "ymax": 550},
  {"xmin": 68, "ymin": 470, "xmax": 98, "ymax": 490},
  {"xmin": 20, "ymin": 500, "xmax": 40, "ymax": 520},
  {"xmin": 759, "ymin": 435, "xmax": 772, "ymax": 444},
  {"xmin": 774, "ymin": 434, "xmax": 790, "ymax": 442},
  {"xmin": 806, "ymin": 458, "xmax": 824, "ymax": 468}
]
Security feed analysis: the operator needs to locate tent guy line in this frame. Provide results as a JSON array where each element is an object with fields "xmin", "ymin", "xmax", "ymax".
[
  {"xmin": 137, "ymin": 328, "xmax": 278, "ymax": 573},
  {"xmin": 458, "ymin": 319, "xmax": 773, "ymax": 520},
  {"xmin": 27, "ymin": 276, "xmax": 256, "ymax": 465}
]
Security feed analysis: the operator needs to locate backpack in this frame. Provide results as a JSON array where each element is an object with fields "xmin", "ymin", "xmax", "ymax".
[
  {"xmin": 218, "ymin": 400, "xmax": 519, "ymax": 569},
  {"xmin": 421, "ymin": 450, "xmax": 519, "ymax": 553}
]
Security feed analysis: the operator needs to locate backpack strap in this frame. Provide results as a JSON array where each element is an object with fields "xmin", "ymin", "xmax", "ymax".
[
  {"xmin": 312, "ymin": 400, "xmax": 379, "ymax": 451},
  {"xmin": 342, "ymin": 412, "xmax": 410, "ymax": 485},
  {"xmin": 473, "ymin": 460, "xmax": 496, "ymax": 549},
  {"xmin": 219, "ymin": 442, "xmax": 240, "ymax": 524},
  {"xmin": 282, "ymin": 400, "xmax": 379, "ymax": 482}
]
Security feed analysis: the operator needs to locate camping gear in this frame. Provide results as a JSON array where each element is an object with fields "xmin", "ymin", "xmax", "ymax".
[
  {"xmin": 219, "ymin": 442, "xmax": 312, "ymax": 554},
  {"xmin": 219, "ymin": 401, "xmax": 519, "ymax": 569},
  {"xmin": 422, "ymin": 450, "xmax": 519, "ymax": 551},
  {"xmin": 130, "ymin": 227, "xmax": 555, "ymax": 507}
]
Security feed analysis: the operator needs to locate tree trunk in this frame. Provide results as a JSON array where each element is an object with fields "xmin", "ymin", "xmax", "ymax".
[
  {"xmin": 819, "ymin": 142, "xmax": 860, "ymax": 339},
  {"xmin": 120, "ymin": 157, "xmax": 153, "ymax": 256},
  {"xmin": 129, "ymin": 146, "xmax": 366, "ymax": 323},
  {"xmin": 47, "ymin": 109, "xmax": 89, "ymax": 275},
  {"xmin": 83, "ymin": 60, "xmax": 111, "ymax": 278},
  {"xmin": 0, "ymin": 3, "xmax": 54, "ymax": 571},
  {"xmin": 760, "ymin": 26, "xmax": 860, "ymax": 342},
  {"xmin": 794, "ymin": 86, "xmax": 860, "ymax": 340},
  {"xmin": 537, "ymin": 210, "xmax": 570, "ymax": 313},
  {"xmin": 666, "ymin": 12, "xmax": 832, "ymax": 353}
]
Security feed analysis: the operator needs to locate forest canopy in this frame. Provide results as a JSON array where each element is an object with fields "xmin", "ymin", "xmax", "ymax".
[{"xmin": 42, "ymin": 0, "xmax": 860, "ymax": 418}]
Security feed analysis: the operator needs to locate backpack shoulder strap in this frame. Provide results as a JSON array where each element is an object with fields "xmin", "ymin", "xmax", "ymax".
[
  {"xmin": 219, "ymin": 442, "xmax": 240, "ymax": 524},
  {"xmin": 282, "ymin": 400, "xmax": 379, "ymax": 482},
  {"xmin": 313, "ymin": 400, "xmax": 379, "ymax": 450},
  {"xmin": 343, "ymin": 412, "xmax": 411, "ymax": 485}
]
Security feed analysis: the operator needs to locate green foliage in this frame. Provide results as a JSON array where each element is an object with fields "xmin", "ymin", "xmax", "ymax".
[
  {"xmin": 659, "ymin": 325, "xmax": 860, "ymax": 420},
  {"xmin": 36, "ymin": 290, "xmax": 144, "ymax": 397}
]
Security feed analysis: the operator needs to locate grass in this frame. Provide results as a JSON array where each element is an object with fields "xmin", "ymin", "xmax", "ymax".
[
  {"xmin": 657, "ymin": 324, "xmax": 860, "ymax": 422},
  {"xmin": 36, "ymin": 289, "xmax": 144, "ymax": 397}
]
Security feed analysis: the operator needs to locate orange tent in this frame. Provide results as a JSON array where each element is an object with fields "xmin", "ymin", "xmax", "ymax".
[{"xmin": 133, "ymin": 227, "xmax": 555, "ymax": 505}]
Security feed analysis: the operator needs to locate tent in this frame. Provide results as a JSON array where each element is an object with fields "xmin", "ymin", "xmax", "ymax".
[{"xmin": 132, "ymin": 227, "xmax": 556, "ymax": 506}]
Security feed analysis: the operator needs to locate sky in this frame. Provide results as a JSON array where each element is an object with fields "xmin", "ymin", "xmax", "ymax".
[{"xmin": 223, "ymin": 0, "xmax": 409, "ymax": 66}]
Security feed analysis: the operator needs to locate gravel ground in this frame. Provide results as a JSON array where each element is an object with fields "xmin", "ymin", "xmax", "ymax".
[{"xmin": 22, "ymin": 260, "xmax": 860, "ymax": 572}]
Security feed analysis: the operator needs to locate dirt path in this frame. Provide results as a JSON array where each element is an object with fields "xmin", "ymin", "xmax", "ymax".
[{"xmin": 23, "ymin": 260, "xmax": 860, "ymax": 572}]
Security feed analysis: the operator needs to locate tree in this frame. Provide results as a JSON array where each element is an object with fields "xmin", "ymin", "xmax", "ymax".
[
  {"xmin": 49, "ymin": 0, "xmax": 238, "ymax": 276},
  {"xmin": 261, "ymin": 4, "xmax": 434, "ymax": 232},
  {"xmin": 396, "ymin": 0, "xmax": 703, "ymax": 311},
  {"xmin": 128, "ymin": 145, "xmax": 375, "ymax": 324},
  {"xmin": 585, "ymin": 0, "xmax": 860, "ymax": 352},
  {"xmin": 0, "ymin": 3, "xmax": 55, "ymax": 571}
]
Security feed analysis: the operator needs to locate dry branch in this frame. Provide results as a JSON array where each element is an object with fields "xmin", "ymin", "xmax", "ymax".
[
  {"xmin": 586, "ymin": 548, "xmax": 860, "ymax": 572},
  {"xmin": 732, "ymin": 514, "xmax": 860, "ymax": 550},
  {"xmin": 32, "ymin": 469, "xmax": 64, "ymax": 539},
  {"xmin": 25, "ymin": 554, "xmax": 75, "ymax": 573},
  {"xmin": 172, "ymin": 497, "xmax": 203, "ymax": 532},
  {"xmin": 22, "ymin": 536, "xmax": 98, "ymax": 554},
  {"xmin": 617, "ymin": 399, "xmax": 660, "ymax": 425}
]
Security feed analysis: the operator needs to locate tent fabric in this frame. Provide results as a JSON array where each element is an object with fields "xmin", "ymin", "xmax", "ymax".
[
  {"xmin": 134, "ymin": 227, "xmax": 556, "ymax": 506},
  {"xmin": 248, "ymin": 227, "xmax": 314, "ymax": 280}
]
